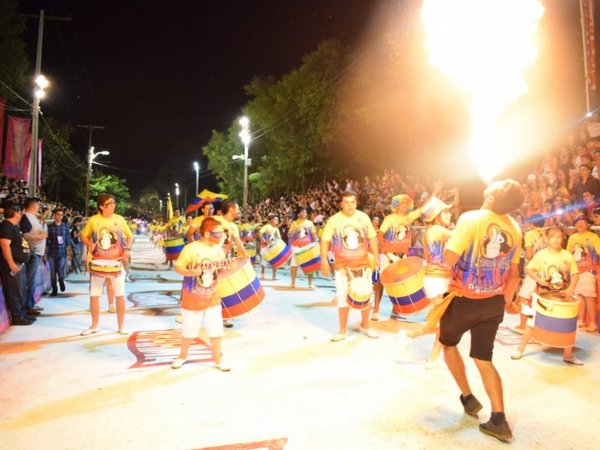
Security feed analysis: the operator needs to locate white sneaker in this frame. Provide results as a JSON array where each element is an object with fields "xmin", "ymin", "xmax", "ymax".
[
  {"xmin": 215, "ymin": 361, "xmax": 231, "ymax": 372},
  {"xmin": 80, "ymin": 327, "xmax": 99, "ymax": 336},
  {"xmin": 371, "ymin": 312, "xmax": 379, "ymax": 321},
  {"xmin": 511, "ymin": 351, "xmax": 523, "ymax": 360},
  {"xmin": 171, "ymin": 358, "xmax": 186, "ymax": 369},
  {"xmin": 397, "ymin": 329, "xmax": 412, "ymax": 354},
  {"xmin": 358, "ymin": 326, "xmax": 378, "ymax": 339},
  {"xmin": 390, "ymin": 311, "xmax": 405, "ymax": 320},
  {"xmin": 108, "ymin": 304, "xmax": 116, "ymax": 313},
  {"xmin": 331, "ymin": 333, "xmax": 346, "ymax": 342},
  {"xmin": 175, "ymin": 315, "xmax": 183, "ymax": 324},
  {"xmin": 117, "ymin": 328, "xmax": 130, "ymax": 335}
]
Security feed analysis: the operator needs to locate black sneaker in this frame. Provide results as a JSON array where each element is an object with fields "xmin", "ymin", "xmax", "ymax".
[
  {"xmin": 50, "ymin": 290, "xmax": 57, "ymax": 297},
  {"xmin": 27, "ymin": 309, "xmax": 41, "ymax": 316},
  {"xmin": 479, "ymin": 419, "xmax": 513, "ymax": 443},
  {"xmin": 12, "ymin": 317, "xmax": 34, "ymax": 326},
  {"xmin": 59, "ymin": 280, "xmax": 66, "ymax": 292},
  {"xmin": 26, "ymin": 315, "xmax": 38, "ymax": 322},
  {"xmin": 460, "ymin": 394, "xmax": 483, "ymax": 417}
]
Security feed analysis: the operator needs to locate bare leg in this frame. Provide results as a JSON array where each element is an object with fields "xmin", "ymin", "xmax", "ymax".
[
  {"xmin": 210, "ymin": 337, "xmax": 223, "ymax": 365},
  {"xmin": 106, "ymin": 278, "xmax": 115, "ymax": 311},
  {"xmin": 584, "ymin": 296, "xmax": 597, "ymax": 329},
  {"xmin": 360, "ymin": 308, "xmax": 371, "ymax": 329},
  {"xmin": 90, "ymin": 296, "xmax": 100, "ymax": 329},
  {"xmin": 308, "ymin": 274, "xmax": 313, "ymax": 288},
  {"xmin": 443, "ymin": 345, "xmax": 473, "ymax": 397},
  {"xmin": 178, "ymin": 337, "xmax": 193, "ymax": 359},
  {"xmin": 428, "ymin": 329, "xmax": 443, "ymax": 361},
  {"xmin": 516, "ymin": 326, "xmax": 533, "ymax": 354},
  {"xmin": 338, "ymin": 307, "xmax": 349, "ymax": 335},
  {"xmin": 473, "ymin": 358, "xmax": 505, "ymax": 412},
  {"xmin": 372, "ymin": 282, "xmax": 383, "ymax": 316},
  {"xmin": 116, "ymin": 295, "xmax": 126, "ymax": 330},
  {"xmin": 290, "ymin": 266, "xmax": 297, "ymax": 287}
]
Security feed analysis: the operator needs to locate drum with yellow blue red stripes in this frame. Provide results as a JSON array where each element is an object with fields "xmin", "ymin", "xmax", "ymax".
[
  {"xmin": 294, "ymin": 242, "xmax": 321, "ymax": 274},
  {"xmin": 532, "ymin": 292, "xmax": 579, "ymax": 348},
  {"xmin": 217, "ymin": 257, "xmax": 265, "ymax": 318},
  {"xmin": 380, "ymin": 256, "xmax": 429, "ymax": 315},
  {"xmin": 164, "ymin": 236, "xmax": 185, "ymax": 261},
  {"xmin": 264, "ymin": 239, "xmax": 292, "ymax": 269}
]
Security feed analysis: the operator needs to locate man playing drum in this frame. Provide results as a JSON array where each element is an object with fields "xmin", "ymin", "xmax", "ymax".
[
  {"xmin": 320, "ymin": 191, "xmax": 379, "ymax": 342},
  {"xmin": 259, "ymin": 215, "xmax": 282, "ymax": 281},
  {"xmin": 511, "ymin": 226, "xmax": 581, "ymax": 364},
  {"xmin": 372, "ymin": 182, "xmax": 441, "ymax": 320},
  {"xmin": 566, "ymin": 215, "xmax": 600, "ymax": 333},
  {"xmin": 171, "ymin": 217, "xmax": 230, "ymax": 372},
  {"xmin": 186, "ymin": 202, "xmax": 215, "ymax": 242},
  {"xmin": 213, "ymin": 201, "xmax": 247, "ymax": 259},
  {"xmin": 439, "ymin": 179, "xmax": 522, "ymax": 443},
  {"xmin": 80, "ymin": 194, "xmax": 134, "ymax": 336},
  {"xmin": 288, "ymin": 208, "xmax": 318, "ymax": 289}
]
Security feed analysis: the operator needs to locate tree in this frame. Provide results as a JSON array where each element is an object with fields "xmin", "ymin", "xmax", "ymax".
[
  {"xmin": 134, "ymin": 186, "xmax": 162, "ymax": 219},
  {"xmin": 0, "ymin": 0, "xmax": 29, "ymax": 104},
  {"xmin": 203, "ymin": 128, "xmax": 244, "ymax": 199},
  {"xmin": 88, "ymin": 173, "xmax": 131, "ymax": 215}
]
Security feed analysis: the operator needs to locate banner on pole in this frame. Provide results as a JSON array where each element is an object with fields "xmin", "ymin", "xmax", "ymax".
[
  {"xmin": 582, "ymin": 0, "xmax": 597, "ymax": 91},
  {"xmin": 3, "ymin": 116, "xmax": 32, "ymax": 180}
]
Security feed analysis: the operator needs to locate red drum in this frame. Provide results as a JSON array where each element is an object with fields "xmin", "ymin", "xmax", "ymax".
[
  {"xmin": 264, "ymin": 239, "xmax": 292, "ymax": 269},
  {"xmin": 164, "ymin": 236, "xmax": 185, "ymax": 261},
  {"xmin": 217, "ymin": 258, "xmax": 265, "ymax": 318},
  {"xmin": 89, "ymin": 259, "xmax": 123, "ymax": 277},
  {"xmin": 294, "ymin": 242, "xmax": 321, "ymax": 274},
  {"xmin": 380, "ymin": 256, "xmax": 429, "ymax": 315}
]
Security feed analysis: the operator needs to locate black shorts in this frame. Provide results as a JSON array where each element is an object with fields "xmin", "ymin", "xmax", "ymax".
[{"xmin": 439, "ymin": 294, "xmax": 505, "ymax": 361}]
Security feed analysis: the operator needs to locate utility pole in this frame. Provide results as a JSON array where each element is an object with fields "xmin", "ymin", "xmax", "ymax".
[
  {"xmin": 21, "ymin": 11, "xmax": 71, "ymax": 196},
  {"xmin": 77, "ymin": 124, "xmax": 105, "ymax": 216}
]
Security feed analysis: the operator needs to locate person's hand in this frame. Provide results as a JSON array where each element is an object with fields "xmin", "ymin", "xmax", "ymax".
[{"xmin": 505, "ymin": 301, "xmax": 520, "ymax": 314}]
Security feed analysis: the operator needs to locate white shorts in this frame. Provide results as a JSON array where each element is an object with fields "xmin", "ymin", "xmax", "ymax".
[
  {"xmin": 260, "ymin": 246, "xmax": 268, "ymax": 268},
  {"xmin": 90, "ymin": 270, "xmax": 125, "ymax": 297},
  {"xmin": 424, "ymin": 276, "xmax": 449, "ymax": 299},
  {"xmin": 574, "ymin": 271, "xmax": 596, "ymax": 298},
  {"xmin": 518, "ymin": 275, "xmax": 537, "ymax": 300},
  {"xmin": 334, "ymin": 268, "xmax": 373, "ymax": 308},
  {"xmin": 290, "ymin": 245, "xmax": 300, "ymax": 267},
  {"xmin": 181, "ymin": 305, "xmax": 224, "ymax": 338}
]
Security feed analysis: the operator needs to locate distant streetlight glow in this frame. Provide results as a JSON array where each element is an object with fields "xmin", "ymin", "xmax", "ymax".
[
  {"xmin": 175, "ymin": 182, "xmax": 180, "ymax": 210},
  {"xmin": 85, "ymin": 146, "xmax": 110, "ymax": 216},
  {"xmin": 237, "ymin": 116, "xmax": 251, "ymax": 210}
]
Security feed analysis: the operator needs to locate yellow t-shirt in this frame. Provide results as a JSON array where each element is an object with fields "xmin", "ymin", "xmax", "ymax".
[
  {"xmin": 81, "ymin": 213, "xmax": 133, "ymax": 260},
  {"xmin": 288, "ymin": 219, "xmax": 317, "ymax": 247},
  {"xmin": 524, "ymin": 227, "xmax": 547, "ymax": 256},
  {"xmin": 445, "ymin": 209, "xmax": 522, "ymax": 299},
  {"xmin": 566, "ymin": 230, "xmax": 600, "ymax": 273},
  {"xmin": 526, "ymin": 248, "xmax": 578, "ymax": 291},
  {"xmin": 213, "ymin": 215, "xmax": 240, "ymax": 253},
  {"xmin": 259, "ymin": 224, "xmax": 281, "ymax": 246},
  {"xmin": 424, "ymin": 224, "xmax": 452, "ymax": 277},
  {"xmin": 321, "ymin": 210, "xmax": 376, "ymax": 270},
  {"xmin": 378, "ymin": 210, "xmax": 421, "ymax": 254},
  {"xmin": 175, "ymin": 241, "xmax": 226, "ymax": 310},
  {"xmin": 165, "ymin": 215, "xmax": 185, "ymax": 234}
]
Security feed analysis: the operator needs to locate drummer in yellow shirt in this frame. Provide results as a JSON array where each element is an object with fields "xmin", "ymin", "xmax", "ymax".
[
  {"xmin": 320, "ymin": 191, "xmax": 379, "ymax": 342},
  {"xmin": 288, "ymin": 208, "xmax": 318, "ymax": 289},
  {"xmin": 213, "ymin": 201, "xmax": 247, "ymax": 259},
  {"xmin": 186, "ymin": 202, "xmax": 215, "ymax": 242},
  {"xmin": 372, "ymin": 194, "xmax": 424, "ymax": 321},
  {"xmin": 259, "ymin": 216, "xmax": 282, "ymax": 280},
  {"xmin": 511, "ymin": 226, "xmax": 581, "ymax": 364},
  {"xmin": 171, "ymin": 217, "xmax": 230, "ymax": 371},
  {"xmin": 566, "ymin": 215, "xmax": 600, "ymax": 333}
]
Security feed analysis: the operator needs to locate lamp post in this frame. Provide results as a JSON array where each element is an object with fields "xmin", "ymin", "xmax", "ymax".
[
  {"xmin": 29, "ymin": 74, "xmax": 49, "ymax": 196},
  {"xmin": 238, "ymin": 116, "xmax": 251, "ymax": 211},
  {"xmin": 85, "ymin": 146, "xmax": 109, "ymax": 216},
  {"xmin": 175, "ymin": 182, "xmax": 180, "ymax": 211},
  {"xmin": 193, "ymin": 161, "xmax": 200, "ymax": 217}
]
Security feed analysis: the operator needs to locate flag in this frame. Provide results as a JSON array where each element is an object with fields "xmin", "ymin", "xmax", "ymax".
[
  {"xmin": 166, "ymin": 195, "xmax": 174, "ymax": 220},
  {"xmin": 25, "ymin": 139, "xmax": 43, "ymax": 185},
  {"xmin": 0, "ymin": 97, "xmax": 6, "ymax": 165},
  {"xmin": 3, "ymin": 116, "xmax": 32, "ymax": 180},
  {"xmin": 185, "ymin": 189, "xmax": 228, "ymax": 214},
  {"xmin": 582, "ymin": 0, "xmax": 597, "ymax": 91}
]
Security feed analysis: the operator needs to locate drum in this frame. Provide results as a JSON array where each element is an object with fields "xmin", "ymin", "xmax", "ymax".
[
  {"xmin": 264, "ymin": 239, "xmax": 292, "ymax": 269},
  {"xmin": 532, "ymin": 292, "xmax": 579, "ymax": 348},
  {"xmin": 347, "ymin": 276, "xmax": 373, "ymax": 310},
  {"xmin": 89, "ymin": 259, "xmax": 123, "ymax": 277},
  {"xmin": 294, "ymin": 242, "xmax": 321, "ymax": 274},
  {"xmin": 245, "ymin": 245, "xmax": 257, "ymax": 264},
  {"xmin": 380, "ymin": 256, "xmax": 429, "ymax": 315},
  {"xmin": 164, "ymin": 236, "xmax": 185, "ymax": 261},
  {"xmin": 217, "ymin": 257, "xmax": 265, "ymax": 318}
]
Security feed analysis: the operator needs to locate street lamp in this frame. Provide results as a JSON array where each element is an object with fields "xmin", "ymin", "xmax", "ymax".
[
  {"xmin": 85, "ymin": 146, "xmax": 109, "ymax": 216},
  {"xmin": 193, "ymin": 161, "xmax": 200, "ymax": 217},
  {"xmin": 175, "ymin": 182, "xmax": 180, "ymax": 211},
  {"xmin": 238, "ymin": 116, "xmax": 251, "ymax": 210},
  {"xmin": 28, "ymin": 74, "xmax": 49, "ymax": 196}
]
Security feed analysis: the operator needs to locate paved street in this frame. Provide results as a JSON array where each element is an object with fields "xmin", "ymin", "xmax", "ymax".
[{"xmin": 1, "ymin": 235, "xmax": 599, "ymax": 450}]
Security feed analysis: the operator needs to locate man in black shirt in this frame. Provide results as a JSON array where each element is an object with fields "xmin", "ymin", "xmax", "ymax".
[{"xmin": 0, "ymin": 202, "xmax": 34, "ymax": 325}]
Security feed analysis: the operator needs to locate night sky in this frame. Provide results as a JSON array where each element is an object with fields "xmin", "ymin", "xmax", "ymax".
[{"xmin": 17, "ymin": 0, "xmax": 597, "ymax": 200}]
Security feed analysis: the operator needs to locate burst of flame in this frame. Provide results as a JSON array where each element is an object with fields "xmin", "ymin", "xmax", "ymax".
[{"xmin": 421, "ymin": 0, "xmax": 544, "ymax": 184}]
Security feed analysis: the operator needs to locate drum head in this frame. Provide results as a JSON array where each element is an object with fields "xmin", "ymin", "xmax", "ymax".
[
  {"xmin": 218, "ymin": 257, "xmax": 247, "ymax": 279},
  {"xmin": 380, "ymin": 256, "xmax": 424, "ymax": 285}
]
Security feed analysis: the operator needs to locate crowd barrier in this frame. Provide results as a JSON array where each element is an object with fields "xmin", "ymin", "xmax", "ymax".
[{"xmin": 0, "ymin": 261, "xmax": 51, "ymax": 334}]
